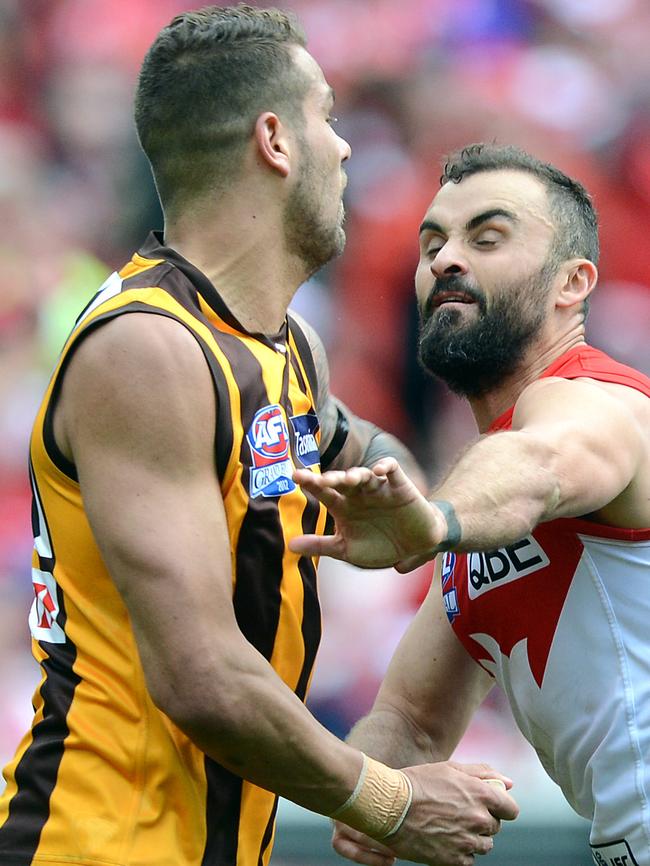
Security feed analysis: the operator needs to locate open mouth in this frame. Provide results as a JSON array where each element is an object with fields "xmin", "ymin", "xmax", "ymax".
[{"xmin": 431, "ymin": 292, "xmax": 477, "ymax": 309}]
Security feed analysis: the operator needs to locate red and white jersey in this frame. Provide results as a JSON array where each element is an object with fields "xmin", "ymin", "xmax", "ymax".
[{"xmin": 444, "ymin": 346, "xmax": 650, "ymax": 864}]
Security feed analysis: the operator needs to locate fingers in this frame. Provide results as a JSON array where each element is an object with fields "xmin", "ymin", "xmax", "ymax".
[
  {"xmin": 370, "ymin": 457, "xmax": 399, "ymax": 477},
  {"xmin": 394, "ymin": 552, "xmax": 435, "ymax": 573},
  {"xmin": 294, "ymin": 466, "xmax": 387, "ymax": 497},
  {"xmin": 475, "ymin": 833, "xmax": 495, "ymax": 856},
  {"xmin": 292, "ymin": 469, "xmax": 346, "ymax": 510},
  {"xmin": 332, "ymin": 824, "xmax": 396, "ymax": 866},
  {"xmin": 451, "ymin": 762, "xmax": 514, "ymax": 790},
  {"xmin": 449, "ymin": 763, "xmax": 518, "ymax": 822},
  {"xmin": 288, "ymin": 533, "xmax": 346, "ymax": 559}
]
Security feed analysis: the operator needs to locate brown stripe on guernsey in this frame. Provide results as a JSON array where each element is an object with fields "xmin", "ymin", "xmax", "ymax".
[
  {"xmin": 287, "ymin": 316, "xmax": 320, "ymax": 408},
  {"xmin": 284, "ymin": 378, "xmax": 323, "ymax": 703},
  {"xmin": 0, "ymin": 471, "xmax": 81, "ymax": 862},
  {"xmin": 258, "ymin": 795, "xmax": 280, "ymax": 866},
  {"xmin": 201, "ymin": 758, "xmax": 244, "ymax": 866}
]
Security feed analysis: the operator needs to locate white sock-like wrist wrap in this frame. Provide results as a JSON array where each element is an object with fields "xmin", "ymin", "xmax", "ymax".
[{"xmin": 330, "ymin": 753, "xmax": 413, "ymax": 840}]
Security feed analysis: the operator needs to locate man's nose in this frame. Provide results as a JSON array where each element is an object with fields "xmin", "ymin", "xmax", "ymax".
[
  {"xmin": 339, "ymin": 136, "xmax": 351, "ymax": 162},
  {"xmin": 430, "ymin": 242, "xmax": 469, "ymax": 279}
]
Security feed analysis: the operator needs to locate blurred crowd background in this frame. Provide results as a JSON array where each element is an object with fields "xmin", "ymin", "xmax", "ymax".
[{"xmin": 1, "ymin": 0, "xmax": 650, "ymax": 825}]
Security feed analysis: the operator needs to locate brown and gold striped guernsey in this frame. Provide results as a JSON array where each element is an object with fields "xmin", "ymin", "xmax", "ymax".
[{"xmin": 0, "ymin": 232, "xmax": 329, "ymax": 866}]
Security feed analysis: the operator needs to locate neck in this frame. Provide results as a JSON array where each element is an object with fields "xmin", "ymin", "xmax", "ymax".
[
  {"xmin": 164, "ymin": 199, "xmax": 309, "ymax": 335},
  {"xmin": 468, "ymin": 328, "xmax": 587, "ymax": 432}
]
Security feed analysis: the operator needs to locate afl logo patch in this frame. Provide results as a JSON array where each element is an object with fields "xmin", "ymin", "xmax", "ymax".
[
  {"xmin": 289, "ymin": 412, "xmax": 320, "ymax": 467},
  {"xmin": 247, "ymin": 404, "xmax": 296, "ymax": 498}
]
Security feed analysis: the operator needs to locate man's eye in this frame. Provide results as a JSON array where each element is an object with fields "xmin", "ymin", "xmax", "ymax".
[{"xmin": 475, "ymin": 231, "xmax": 501, "ymax": 246}]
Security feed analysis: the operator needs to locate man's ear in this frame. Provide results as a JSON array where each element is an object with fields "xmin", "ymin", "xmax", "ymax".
[
  {"xmin": 556, "ymin": 259, "xmax": 598, "ymax": 309},
  {"xmin": 254, "ymin": 112, "xmax": 291, "ymax": 177}
]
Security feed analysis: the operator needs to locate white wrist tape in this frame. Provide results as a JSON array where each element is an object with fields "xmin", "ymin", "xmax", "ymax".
[{"xmin": 330, "ymin": 753, "xmax": 413, "ymax": 840}]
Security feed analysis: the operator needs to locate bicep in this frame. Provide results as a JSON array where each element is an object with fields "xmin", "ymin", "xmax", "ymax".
[
  {"xmin": 512, "ymin": 378, "xmax": 645, "ymax": 518},
  {"xmin": 373, "ymin": 562, "xmax": 493, "ymax": 758},
  {"xmin": 61, "ymin": 314, "xmax": 241, "ymax": 707}
]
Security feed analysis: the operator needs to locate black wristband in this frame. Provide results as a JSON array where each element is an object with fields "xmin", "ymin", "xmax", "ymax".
[{"xmin": 430, "ymin": 499, "xmax": 462, "ymax": 550}]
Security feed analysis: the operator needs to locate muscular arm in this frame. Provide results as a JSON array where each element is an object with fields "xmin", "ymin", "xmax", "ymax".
[
  {"xmin": 291, "ymin": 375, "xmax": 649, "ymax": 565},
  {"xmin": 57, "ymin": 313, "xmax": 360, "ymax": 815},
  {"xmin": 347, "ymin": 561, "xmax": 493, "ymax": 767},
  {"xmin": 289, "ymin": 311, "xmax": 426, "ymax": 489},
  {"xmin": 432, "ymin": 376, "xmax": 648, "ymax": 551}
]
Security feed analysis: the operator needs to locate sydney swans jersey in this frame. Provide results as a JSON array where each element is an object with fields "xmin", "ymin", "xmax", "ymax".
[
  {"xmin": 0, "ymin": 233, "xmax": 329, "ymax": 866},
  {"xmin": 443, "ymin": 346, "xmax": 650, "ymax": 863}
]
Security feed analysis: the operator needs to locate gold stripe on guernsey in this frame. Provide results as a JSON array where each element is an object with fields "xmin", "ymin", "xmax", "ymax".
[
  {"xmin": 118, "ymin": 253, "xmax": 165, "ymax": 280},
  {"xmin": 237, "ymin": 782, "xmax": 277, "ymax": 866}
]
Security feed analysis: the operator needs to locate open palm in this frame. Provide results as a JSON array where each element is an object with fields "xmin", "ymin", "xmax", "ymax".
[{"xmin": 290, "ymin": 458, "xmax": 439, "ymax": 568}]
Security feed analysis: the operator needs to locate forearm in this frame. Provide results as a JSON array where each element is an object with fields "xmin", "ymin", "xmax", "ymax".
[
  {"xmin": 153, "ymin": 639, "xmax": 362, "ymax": 815},
  {"xmin": 432, "ymin": 430, "xmax": 561, "ymax": 552},
  {"xmin": 346, "ymin": 706, "xmax": 445, "ymax": 769}
]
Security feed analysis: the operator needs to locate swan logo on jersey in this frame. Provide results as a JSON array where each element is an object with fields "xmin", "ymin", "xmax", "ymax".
[
  {"xmin": 247, "ymin": 404, "xmax": 296, "ymax": 498},
  {"xmin": 467, "ymin": 535, "xmax": 550, "ymax": 599},
  {"xmin": 441, "ymin": 551, "xmax": 460, "ymax": 623},
  {"xmin": 29, "ymin": 568, "xmax": 66, "ymax": 644},
  {"xmin": 289, "ymin": 413, "xmax": 320, "ymax": 467}
]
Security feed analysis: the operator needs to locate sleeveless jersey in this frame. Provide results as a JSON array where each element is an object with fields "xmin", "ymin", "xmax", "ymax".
[
  {"xmin": 0, "ymin": 232, "xmax": 329, "ymax": 866},
  {"xmin": 442, "ymin": 345, "xmax": 650, "ymax": 865}
]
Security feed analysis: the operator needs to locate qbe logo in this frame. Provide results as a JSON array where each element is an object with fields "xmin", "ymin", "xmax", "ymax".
[
  {"xmin": 247, "ymin": 404, "xmax": 296, "ymax": 498},
  {"xmin": 467, "ymin": 535, "xmax": 549, "ymax": 599}
]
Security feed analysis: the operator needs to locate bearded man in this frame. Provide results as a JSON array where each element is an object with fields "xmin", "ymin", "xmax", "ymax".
[{"xmin": 292, "ymin": 143, "xmax": 650, "ymax": 866}]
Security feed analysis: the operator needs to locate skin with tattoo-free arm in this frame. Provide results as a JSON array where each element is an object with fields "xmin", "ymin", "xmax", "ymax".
[{"xmin": 290, "ymin": 375, "xmax": 650, "ymax": 566}]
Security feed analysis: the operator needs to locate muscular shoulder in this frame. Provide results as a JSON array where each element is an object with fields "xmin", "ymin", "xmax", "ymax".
[
  {"xmin": 57, "ymin": 312, "xmax": 216, "ymax": 471},
  {"xmin": 514, "ymin": 375, "xmax": 648, "ymax": 433}
]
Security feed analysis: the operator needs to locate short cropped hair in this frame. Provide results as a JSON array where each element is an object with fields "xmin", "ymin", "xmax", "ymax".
[
  {"xmin": 134, "ymin": 4, "xmax": 307, "ymax": 211},
  {"xmin": 441, "ymin": 143, "xmax": 599, "ymax": 265}
]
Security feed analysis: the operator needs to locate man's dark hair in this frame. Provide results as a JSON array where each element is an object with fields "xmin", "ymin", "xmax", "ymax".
[
  {"xmin": 134, "ymin": 4, "xmax": 307, "ymax": 212},
  {"xmin": 441, "ymin": 143, "xmax": 600, "ymax": 266}
]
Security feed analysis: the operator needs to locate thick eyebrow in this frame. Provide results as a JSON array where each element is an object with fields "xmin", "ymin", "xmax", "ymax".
[
  {"xmin": 419, "ymin": 219, "xmax": 444, "ymax": 236},
  {"xmin": 419, "ymin": 208, "xmax": 518, "ymax": 237},
  {"xmin": 465, "ymin": 208, "xmax": 518, "ymax": 232}
]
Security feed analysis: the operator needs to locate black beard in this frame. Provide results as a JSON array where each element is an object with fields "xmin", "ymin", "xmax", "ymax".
[{"xmin": 417, "ymin": 274, "xmax": 548, "ymax": 397}]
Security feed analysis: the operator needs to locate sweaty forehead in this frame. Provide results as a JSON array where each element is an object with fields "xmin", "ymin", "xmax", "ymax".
[{"xmin": 425, "ymin": 169, "xmax": 554, "ymax": 232}]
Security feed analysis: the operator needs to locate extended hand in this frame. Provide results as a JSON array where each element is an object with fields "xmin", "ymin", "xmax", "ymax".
[
  {"xmin": 335, "ymin": 761, "xmax": 518, "ymax": 866},
  {"xmin": 290, "ymin": 458, "xmax": 442, "ymax": 568}
]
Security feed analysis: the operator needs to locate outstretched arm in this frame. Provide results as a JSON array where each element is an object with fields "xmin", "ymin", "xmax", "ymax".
[{"xmin": 291, "ymin": 375, "xmax": 648, "ymax": 567}]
